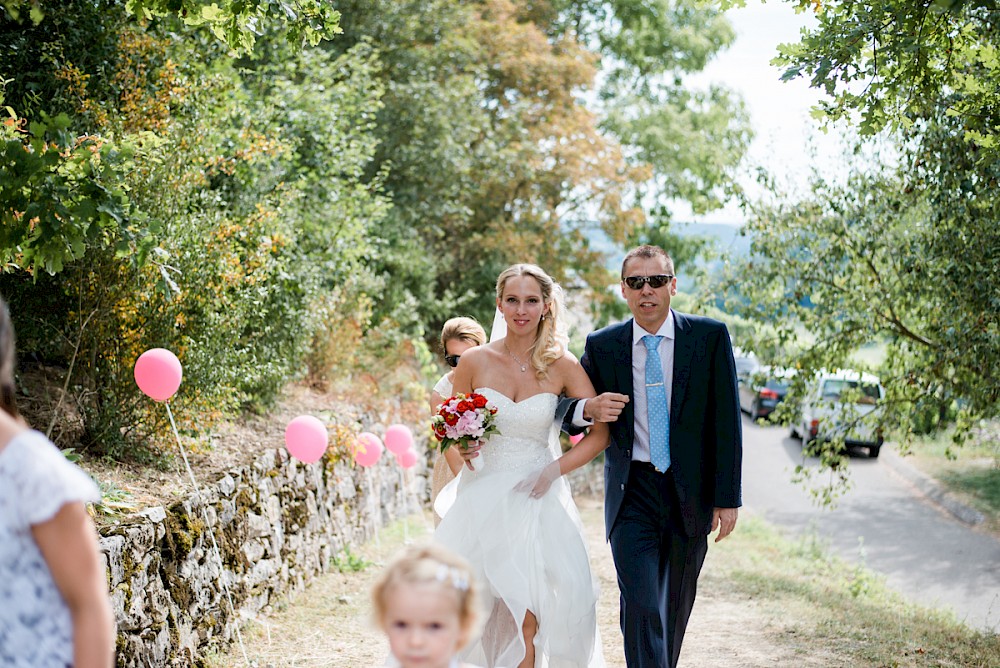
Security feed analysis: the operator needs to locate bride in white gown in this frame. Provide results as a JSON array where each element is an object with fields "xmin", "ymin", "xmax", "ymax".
[{"xmin": 434, "ymin": 263, "xmax": 610, "ymax": 668}]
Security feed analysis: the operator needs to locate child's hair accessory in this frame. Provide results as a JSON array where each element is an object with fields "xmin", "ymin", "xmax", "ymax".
[{"xmin": 435, "ymin": 563, "xmax": 470, "ymax": 591}]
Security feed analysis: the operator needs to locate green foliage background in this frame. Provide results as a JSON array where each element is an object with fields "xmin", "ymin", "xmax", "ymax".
[
  {"xmin": 0, "ymin": 0, "xmax": 748, "ymax": 459},
  {"xmin": 720, "ymin": 0, "xmax": 1000, "ymax": 462}
]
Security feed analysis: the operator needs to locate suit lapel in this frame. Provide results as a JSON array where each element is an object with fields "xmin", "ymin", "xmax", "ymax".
[
  {"xmin": 671, "ymin": 310, "xmax": 693, "ymax": 421},
  {"xmin": 614, "ymin": 320, "xmax": 635, "ymax": 448}
]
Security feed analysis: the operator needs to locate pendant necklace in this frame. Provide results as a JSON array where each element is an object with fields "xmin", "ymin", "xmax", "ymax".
[{"xmin": 504, "ymin": 341, "xmax": 528, "ymax": 373}]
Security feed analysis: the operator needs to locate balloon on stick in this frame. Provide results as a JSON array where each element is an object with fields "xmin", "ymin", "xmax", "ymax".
[
  {"xmin": 133, "ymin": 346, "xmax": 249, "ymax": 661},
  {"xmin": 134, "ymin": 348, "xmax": 183, "ymax": 402},
  {"xmin": 384, "ymin": 424, "xmax": 414, "ymax": 454},
  {"xmin": 355, "ymin": 431, "xmax": 384, "ymax": 467},
  {"xmin": 396, "ymin": 448, "xmax": 418, "ymax": 469},
  {"xmin": 284, "ymin": 415, "xmax": 328, "ymax": 464}
]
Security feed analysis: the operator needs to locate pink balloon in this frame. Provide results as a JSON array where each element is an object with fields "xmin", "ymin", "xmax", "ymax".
[
  {"xmin": 384, "ymin": 424, "xmax": 414, "ymax": 454},
  {"xmin": 395, "ymin": 448, "xmax": 418, "ymax": 469},
  {"xmin": 569, "ymin": 433, "xmax": 584, "ymax": 445},
  {"xmin": 284, "ymin": 415, "xmax": 328, "ymax": 464},
  {"xmin": 134, "ymin": 348, "xmax": 183, "ymax": 402},
  {"xmin": 355, "ymin": 432, "xmax": 383, "ymax": 467}
]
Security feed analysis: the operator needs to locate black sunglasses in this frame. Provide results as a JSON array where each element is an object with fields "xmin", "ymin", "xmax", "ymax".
[
  {"xmin": 444, "ymin": 354, "xmax": 461, "ymax": 368},
  {"xmin": 623, "ymin": 274, "xmax": 674, "ymax": 290}
]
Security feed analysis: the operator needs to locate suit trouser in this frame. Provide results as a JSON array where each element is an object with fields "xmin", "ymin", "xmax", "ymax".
[{"xmin": 609, "ymin": 465, "xmax": 708, "ymax": 668}]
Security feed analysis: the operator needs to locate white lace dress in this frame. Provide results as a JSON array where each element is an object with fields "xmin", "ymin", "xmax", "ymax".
[
  {"xmin": 0, "ymin": 429, "xmax": 101, "ymax": 668},
  {"xmin": 434, "ymin": 389, "xmax": 604, "ymax": 668}
]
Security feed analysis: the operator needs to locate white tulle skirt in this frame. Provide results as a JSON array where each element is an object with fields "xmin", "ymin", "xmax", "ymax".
[{"xmin": 434, "ymin": 463, "xmax": 605, "ymax": 668}]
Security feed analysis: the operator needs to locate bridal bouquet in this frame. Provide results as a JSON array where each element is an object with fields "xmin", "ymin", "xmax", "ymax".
[{"xmin": 431, "ymin": 392, "xmax": 500, "ymax": 453}]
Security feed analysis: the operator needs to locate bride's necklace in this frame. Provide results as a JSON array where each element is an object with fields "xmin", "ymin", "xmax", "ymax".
[{"xmin": 504, "ymin": 341, "xmax": 529, "ymax": 373}]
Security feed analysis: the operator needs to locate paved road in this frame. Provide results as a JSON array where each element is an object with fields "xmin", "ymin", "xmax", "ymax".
[{"xmin": 742, "ymin": 414, "xmax": 1000, "ymax": 632}]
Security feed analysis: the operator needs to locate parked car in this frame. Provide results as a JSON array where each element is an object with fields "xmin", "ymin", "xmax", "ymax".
[
  {"xmin": 790, "ymin": 370, "xmax": 885, "ymax": 457},
  {"xmin": 738, "ymin": 366, "xmax": 792, "ymax": 421},
  {"xmin": 732, "ymin": 347, "xmax": 760, "ymax": 378}
]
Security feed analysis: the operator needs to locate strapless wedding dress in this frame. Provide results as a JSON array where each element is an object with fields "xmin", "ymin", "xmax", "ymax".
[{"xmin": 434, "ymin": 388, "xmax": 605, "ymax": 668}]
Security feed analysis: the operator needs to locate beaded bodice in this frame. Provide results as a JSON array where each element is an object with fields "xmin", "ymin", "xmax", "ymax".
[{"xmin": 467, "ymin": 388, "xmax": 558, "ymax": 475}]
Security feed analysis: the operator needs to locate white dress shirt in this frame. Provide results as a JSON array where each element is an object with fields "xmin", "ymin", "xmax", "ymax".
[
  {"xmin": 630, "ymin": 313, "xmax": 675, "ymax": 463},
  {"xmin": 571, "ymin": 312, "xmax": 675, "ymax": 463}
]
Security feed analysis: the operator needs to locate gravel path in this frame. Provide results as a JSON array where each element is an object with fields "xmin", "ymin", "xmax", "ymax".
[{"xmin": 208, "ymin": 495, "xmax": 835, "ymax": 667}]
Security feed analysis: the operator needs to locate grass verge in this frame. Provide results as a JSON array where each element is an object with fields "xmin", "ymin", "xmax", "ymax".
[
  {"xmin": 710, "ymin": 515, "xmax": 1000, "ymax": 667},
  {"xmin": 903, "ymin": 425, "xmax": 1000, "ymax": 535}
]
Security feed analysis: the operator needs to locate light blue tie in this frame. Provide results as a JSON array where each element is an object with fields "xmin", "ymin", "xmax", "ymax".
[{"xmin": 643, "ymin": 335, "xmax": 670, "ymax": 472}]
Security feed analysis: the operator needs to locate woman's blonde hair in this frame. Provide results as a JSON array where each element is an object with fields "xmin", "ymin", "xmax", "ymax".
[
  {"xmin": 440, "ymin": 316, "xmax": 487, "ymax": 351},
  {"xmin": 495, "ymin": 263, "xmax": 567, "ymax": 379},
  {"xmin": 372, "ymin": 543, "xmax": 482, "ymax": 642}
]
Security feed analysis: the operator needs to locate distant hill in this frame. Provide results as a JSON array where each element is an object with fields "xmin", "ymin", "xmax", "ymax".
[
  {"xmin": 674, "ymin": 221, "xmax": 751, "ymax": 259},
  {"xmin": 584, "ymin": 221, "xmax": 751, "ymax": 272}
]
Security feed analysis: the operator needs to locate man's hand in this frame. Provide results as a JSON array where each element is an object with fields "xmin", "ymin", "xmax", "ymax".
[
  {"xmin": 711, "ymin": 507, "xmax": 738, "ymax": 543},
  {"xmin": 583, "ymin": 392, "xmax": 630, "ymax": 423},
  {"xmin": 458, "ymin": 441, "xmax": 482, "ymax": 471}
]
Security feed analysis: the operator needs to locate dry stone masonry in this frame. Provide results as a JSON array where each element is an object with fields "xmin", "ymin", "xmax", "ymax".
[
  {"xmin": 99, "ymin": 434, "xmax": 601, "ymax": 666},
  {"xmin": 100, "ymin": 443, "xmax": 425, "ymax": 667}
]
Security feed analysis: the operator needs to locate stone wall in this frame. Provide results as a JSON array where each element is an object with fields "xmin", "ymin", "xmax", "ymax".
[
  {"xmin": 99, "ymin": 436, "xmax": 603, "ymax": 667},
  {"xmin": 100, "ymin": 445, "xmax": 426, "ymax": 667}
]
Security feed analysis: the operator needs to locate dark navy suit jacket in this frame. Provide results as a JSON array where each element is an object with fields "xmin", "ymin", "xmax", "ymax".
[{"xmin": 579, "ymin": 310, "xmax": 743, "ymax": 539}]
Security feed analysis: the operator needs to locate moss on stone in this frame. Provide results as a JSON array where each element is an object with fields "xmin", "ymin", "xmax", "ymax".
[
  {"xmin": 164, "ymin": 503, "xmax": 206, "ymax": 562},
  {"xmin": 214, "ymin": 521, "xmax": 250, "ymax": 571},
  {"xmin": 116, "ymin": 582, "xmax": 133, "ymax": 609}
]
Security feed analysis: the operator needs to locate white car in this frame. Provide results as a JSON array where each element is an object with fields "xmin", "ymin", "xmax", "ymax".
[
  {"xmin": 791, "ymin": 370, "xmax": 885, "ymax": 458},
  {"xmin": 732, "ymin": 347, "xmax": 759, "ymax": 378}
]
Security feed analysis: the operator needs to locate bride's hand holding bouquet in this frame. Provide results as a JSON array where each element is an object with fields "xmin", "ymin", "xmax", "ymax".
[{"xmin": 431, "ymin": 392, "xmax": 500, "ymax": 471}]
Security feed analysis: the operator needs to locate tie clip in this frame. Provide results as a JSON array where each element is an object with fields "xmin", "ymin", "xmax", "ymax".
[{"xmin": 645, "ymin": 382, "xmax": 664, "ymax": 387}]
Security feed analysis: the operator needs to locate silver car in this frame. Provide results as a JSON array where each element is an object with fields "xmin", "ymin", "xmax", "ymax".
[{"xmin": 791, "ymin": 370, "xmax": 885, "ymax": 458}]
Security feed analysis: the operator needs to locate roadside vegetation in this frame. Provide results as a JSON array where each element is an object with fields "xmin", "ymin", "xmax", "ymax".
[
  {"xmin": 905, "ymin": 424, "xmax": 1000, "ymax": 536},
  {"xmin": 715, "ymin": 0, "xmax": 1000, "ymax": 499},
  {"xmin": 718, "ymin": 516, "xmax": 1000, "ymax": 667}
]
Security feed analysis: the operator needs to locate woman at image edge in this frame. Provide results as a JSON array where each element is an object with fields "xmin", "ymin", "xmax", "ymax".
[
  {"xmin": 0, "ymin": 296, "xmax": 115, "ymax": 668},
  {"xmin": 434, "ymin": 264, "xmax": 609, "ymax": 668}
]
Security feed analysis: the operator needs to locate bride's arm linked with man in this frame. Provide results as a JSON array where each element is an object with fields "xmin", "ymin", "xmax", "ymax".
[{"xmin": 434, "ymin": 246, "xmax": 742, "ymax": 668}]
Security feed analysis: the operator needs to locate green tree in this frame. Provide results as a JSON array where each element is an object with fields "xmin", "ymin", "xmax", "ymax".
[
  {"xmin": 561, "ymin": 0, "xmax": 753, "ymax": 215},
  {"xmin": 327, "ymin": 1, "xmax": 750, "ymax": 337},
  {"xmin": 0, "ymin": 0, "xmax": 343, "ymax": 279},
  {"xmin": 0, "ymin": 0, "xmax": 344, "ymax": 53},
  {"xmin": 0, "ymin": 4, "xmax": 386, "ymax": 456},
  {"xmin": 721, "ymin": 1, "xmax": 999, "ymax": 456}
]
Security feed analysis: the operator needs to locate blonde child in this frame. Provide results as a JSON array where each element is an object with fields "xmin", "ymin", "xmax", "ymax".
[{"xmin": 372, "ymin": 543, "xmax": 483, "ymax": 668}]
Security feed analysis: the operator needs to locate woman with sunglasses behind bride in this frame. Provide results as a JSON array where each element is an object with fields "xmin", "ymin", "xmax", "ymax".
[
  {"xmin": 429, "ymin": 317, "xmax": 488, "ymax": 525},
  {"xmin": 434, "ymin": 263, "xmax": 610, "ymax": 668}
]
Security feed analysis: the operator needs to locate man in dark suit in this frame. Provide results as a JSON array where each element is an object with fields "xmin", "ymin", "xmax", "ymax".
[{"xmin": 570, "ymin": 244, "xmax": 742, "ymax": 667}]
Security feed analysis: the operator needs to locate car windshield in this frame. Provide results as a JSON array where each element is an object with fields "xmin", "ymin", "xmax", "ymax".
[
  {"xmin": 820, "ymin": 379, "xmax": 880, "ymax": 404},
  {"xmin": 765, "ymin": 378, "xmax": 789, "ymax": 392}
]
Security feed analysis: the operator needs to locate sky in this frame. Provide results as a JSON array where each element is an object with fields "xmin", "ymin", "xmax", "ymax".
[{"xmin": 679, "ymin": 1, "xmax": 852, "ymax": 225}]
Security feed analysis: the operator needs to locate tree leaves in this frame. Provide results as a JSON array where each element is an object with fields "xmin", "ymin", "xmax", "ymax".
[
  {"xmin": 124, "ymin": 0, "xmax": 342, "ymax": 54},
  {"xmin": 0, "ymin": 112, "xmax": 136, "ymax": 275},
  {"xmin": 729, "ymin": 0, "xmax": 1000, "ymax": 463}
]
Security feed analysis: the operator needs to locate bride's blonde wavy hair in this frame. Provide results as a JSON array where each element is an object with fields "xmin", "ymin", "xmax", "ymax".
[{"xmin": 495, "ymin": 263, "xmax": 568, "ymax": 380}]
